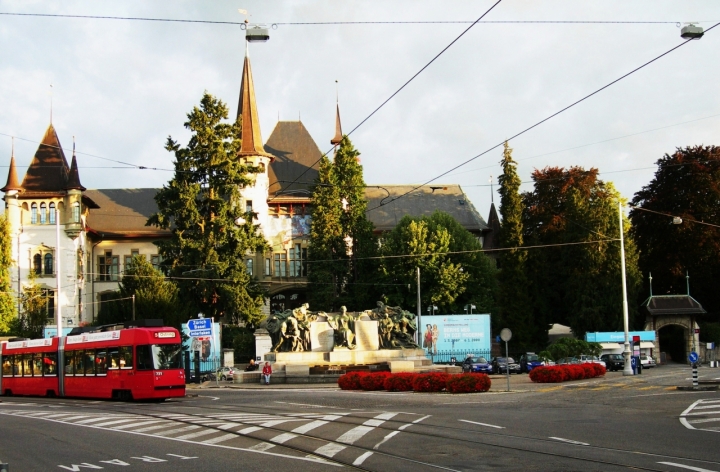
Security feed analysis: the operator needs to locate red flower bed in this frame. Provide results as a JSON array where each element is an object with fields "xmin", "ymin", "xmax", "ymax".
[
  {"xmin": 383, "ymin": 373, "xmax": 416, "ymax": 392},
  {"xmin": 412, "ymin": 372, "xmax": 450, "ymax": 392},
  {"xmin": 529, "ymin": 364, "xmax": 606, "ymax": 383},
  {"xmin": 359, "ymin": 372, "xmax": 391, "ymax": 391},
  {"xmin": 338, "ymin": 371, "xmax": 364, "ymax": 390},
  {"xmin": 446, "ymin": 373, "xmax": 492, "ymax": 393}
]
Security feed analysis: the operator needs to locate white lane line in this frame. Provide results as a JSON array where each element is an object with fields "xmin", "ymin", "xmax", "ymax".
[
  {"xmin": 373, "ymin": 430, "xmax": 399, "ymax": 449},
  {"xmin": 174, "ymin": 429, "xmax": 218, "ymax": 440},
  {"xmin": 686, "ymin": 417, "xmax": 720, "ymax": 424},
  {"xmin": 314, "ymin": 442, "xmax": 346, "ymax": 458},
  {"xmin": 549, "ymin": 437, "xmax": 589, "ymax": 446},
  {"xmin": 459, "ymin": 419, "xmax": 504, "ymax": 429},
  {"xmin": 692, "ymin": 405, "xmax": 720, "ymax": 410},
  {"xmin": 412, "ymin": 415, "xmax": 431, "ymax": 424},
  {"xmin": 657, "ymin": 462, "xmax": 718, "ymax": 472},
  {"xmin": 200, "ymin": 433, "xmax": 238, "ymax": 445},
  {"xmin": 275, "ymin": 401, "xmax": 341, "ymax": 409},
  {"xmin": 249, "ymin": 442, "xmax": 276, "ymax": 452},
  {"xmin": 399, "ymin": 414, "xmax": 431, "ymax": 430},
  {"xmin": 353, "ymin": 451, "xmax": 374, "ymax": 466},
  {"xmin": 113, "ymin": 420, "xmax": 162, "ymax": 430},
  {"xmin": 270, "ymin": 433, "xmax": 298, "ymax": 444},
  {"xmin": 237, "ymin": 426, "xmax": 263, "ymax": 435},
  {"xmin": 153, "ymin": 425, "xmax": 202, "ymax": 436},
  {"xmin": 134, "ymin": 423, "xmax": 175, "ymax": 433},
  {"xmin": 291, "ymin": 420, "xmax": 329, "ymax": 434},
  {"xmin": 681, "ymin": 399, "xmax": 706, "ymax": 430}
]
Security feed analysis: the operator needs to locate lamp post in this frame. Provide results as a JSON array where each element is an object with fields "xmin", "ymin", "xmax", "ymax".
[{"xmin": 618, "ymin": 202, "xmax": 634, "ymax": 376}]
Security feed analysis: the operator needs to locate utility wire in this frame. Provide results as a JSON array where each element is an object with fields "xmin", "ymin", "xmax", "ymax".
[
  {"xmin": 629, "ymin": 205, "xmax": 720, "ymax": 229},
  {"xmin": 367, "ymin": 21, "xmax": 720, "ymax": 213},
  {"xmin": 268, "ymin": 0, "xmax": 503, "ymax": 203}
]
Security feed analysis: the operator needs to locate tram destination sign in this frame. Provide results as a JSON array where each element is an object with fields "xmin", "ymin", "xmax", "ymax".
[{"xmin": 187, "ymin": 318, "xmax": 212, "ymax": 337}]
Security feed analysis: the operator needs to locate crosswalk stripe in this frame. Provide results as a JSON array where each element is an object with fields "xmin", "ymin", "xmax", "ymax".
[
  {"xmin": 336, "ymin": 425, "xmax": 374, "ymax": 444},
  {"xmin": 91, "ymin": 419, "xmax": 138, "ymax": 427},
  {"xmin": 260, "ymin": 419, "xmax": 307, "ymax": 427},
  {"xmin": 314, "ymin": 443, "xmax": 346, "ymax": 458},
  {"xmin": 353, "ymin": 451, "xmax": 373, "ymax": 466},
  {"xmin": 270, "ymin": 433, "xmax": 298, "ymax": 444},
  {"xmin": 292, "ymin": 420, "xmax": 329, "ymax": 434},
  {"xmin": 248, "ymin": 442, "xmax": 275, "ymax": 452},
  {"xmin": 237, "ymin": 426, "xmax": 263, "ymax": 435},
  {"xmin": 153, "ymin": 425, "xmax": 201, "ymax": 436},
  {"xmin": 174, "ymin": 429, "xmax": 219, "ymax": 440},
  {"xmin": 113, "ymin": 420, "xmax": 162, "ymax": 430},
  {"xmin": 134, "ymin": 423, "xmax": 175, "ymax": 433},
  {"xmin": 201, "ymin": 433, "xmax": 237, "ymax": 444}
]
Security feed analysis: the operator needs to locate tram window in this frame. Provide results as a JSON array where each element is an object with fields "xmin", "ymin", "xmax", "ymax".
[
  {"xmin": 43, "ymin": 353, "xmax": 57, "ymax": 375},
  {"xmin": 11, "ymin": 356, "xmax": 21, "ymax": 376},
  {"xmin": 84, "ymin": 350, "xmax": 96, "ymax": 376},
  {"xmin": 108, "ymin": 347, "xmax": 120, "ymax": 369},
  {"xmin": 119, "ymin": 346, "xmax": 133, "ymax": 369},
  {"xmin": 33, "ymin": 353, "xmax": 43, "ymax": 376},
  {"xmin": 96, "ymin": 350, "xmax": 108, "ymax": 375},
  {"xmin": 21, "ymin": 354, "xmax": 33, "ymax": 376},
  {"xmin": 136, "ymin": 345, "xmax": 153, "ymax": 371},
  {"xmin": 2, "ymin": 356, "xmax": 14, "ymax": 376},
  {"xmin": 65, "ymin": 351, "xmax": 75, "ymax": 375}
]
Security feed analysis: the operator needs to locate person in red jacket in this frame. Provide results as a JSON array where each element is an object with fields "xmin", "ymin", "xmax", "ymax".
[{"xmin": 262, "ymin": 362, "xmax": 272, "ymax": 385}]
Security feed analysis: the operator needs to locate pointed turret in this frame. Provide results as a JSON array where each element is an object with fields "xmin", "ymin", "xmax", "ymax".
[
  {"xmin": 20, "ymin": 124, "xmax": 70, "ymax": 194},
  {"xmin": 331, "ymin": 103, "xmax": 343, "ymax": 146},
  {"xmin": 1, "ymin": 142, "xmax": 22, "ymax": 194},
  {"xmin": 65, "ymin": 141, "xmax": 86, "ymax": 191},
  {"xmin": 236, "ymin": 45, "xmax": 274, "ymax": 160}
]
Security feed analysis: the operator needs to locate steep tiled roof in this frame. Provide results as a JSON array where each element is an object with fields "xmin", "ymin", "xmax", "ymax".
[
  {"xmin": 331, "ymin": 104, "xmax": 343, "ymax": 146},
  {"xmin": 265, "ymin": 121, "xmax": 322, "ymax": 198},
  {"xmin": 65, "ymin": 153, "xmax": 86, "ymax": 191},
  {"xmin": 1, "ymin": 155, "xmax": 22, "ymax": 193},
  {"xmin": 364, "ymin": 185, "xmax": 489, "ymax": 233},
  {"xmin": 20, "ymin": 124, "xmax": 70, "ymax": 195},
  {"xmin": 84, "ymin": 188, "xmax": 169, "ymax": 238},
  {"xmin": 483, "ymin": 202, "xmax": 501, "ymax": 250},
  {"xmin": 236, "ymin": 50, "xmax": 274, "ymax": 160}
]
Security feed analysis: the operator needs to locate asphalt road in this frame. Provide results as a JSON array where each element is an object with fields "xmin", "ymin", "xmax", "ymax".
[{"xmin": 1, "ymin": 363, "xmax": 718, "ymax": 472}]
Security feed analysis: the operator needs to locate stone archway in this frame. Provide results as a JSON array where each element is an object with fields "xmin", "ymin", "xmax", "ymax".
[
  {"xmin": 642, "ymin": 294, "xmax": 705, "ymax": 364},
  {"xmin": 644, "ymin": 317, "xmax": 699, "ymax": 364}
]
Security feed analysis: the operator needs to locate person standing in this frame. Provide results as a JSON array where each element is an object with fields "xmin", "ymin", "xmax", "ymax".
[{"xmin": 262, "ymin": 362, "xmax": 272, "ymax": 385}]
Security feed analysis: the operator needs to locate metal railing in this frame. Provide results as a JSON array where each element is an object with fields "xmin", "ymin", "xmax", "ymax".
[
  {"xmin": 427, "ymin": 349, "xmax": 492, "ymax": 365},
  {"xmin": 182, "ymin": 355, "xmax": 222, "ymax": 383}
]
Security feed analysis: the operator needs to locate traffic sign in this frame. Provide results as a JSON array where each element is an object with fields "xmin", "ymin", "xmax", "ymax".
[
  {"xmin": 187, "ymin": 318, "xmax": 212, "ymax": 337},
  {"xmin": 500, "ymin": 328, "xmax": 512, "ymax": 342},
  {"xmin": 688, "ymin": 352, "xmax": 699, "ymax": 363}
]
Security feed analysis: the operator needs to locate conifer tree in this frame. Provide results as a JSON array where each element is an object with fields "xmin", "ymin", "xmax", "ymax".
[
  {"xmin": 148, "ymin": 93, "xmax": 269, "ymax": 325},
  {"xmin": 0, "ymin": 213, "xmax": 16, "ymax": 333},
  {"xmin": 496, "ymin": 142, "xmax": 536, "ymax": 349}
]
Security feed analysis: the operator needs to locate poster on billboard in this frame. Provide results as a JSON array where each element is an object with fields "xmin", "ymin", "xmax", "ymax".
[
  {"xmin": 182, "ymin": 320, "xmax": 221, "ymax": 362},
  {"xmin": 424, "ymin": 314, "xmax": 491, "ymax": 354}
]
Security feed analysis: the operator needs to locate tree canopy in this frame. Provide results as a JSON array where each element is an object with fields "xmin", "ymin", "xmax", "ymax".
[
  {"xmin": 0, "ymin": 213, "xmax": 16, "ymax": 333},
  {"xmin": 147, "ymin": 92, "xmax": 269, "ymax": 325},
  {"xmin": 630, "ymin": 145, "xmax": 720, "ymax": 318}
]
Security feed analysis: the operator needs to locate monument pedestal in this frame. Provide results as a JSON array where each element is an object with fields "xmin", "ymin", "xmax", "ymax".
[{"xmin": 264, "ymin": 348, "xmax": 429, "ymax": 367}]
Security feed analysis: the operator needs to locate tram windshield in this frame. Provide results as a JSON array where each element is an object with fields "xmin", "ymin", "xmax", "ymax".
[{"xmin": 147, "ymin": 344, "xmax": 183, "ymax": 370}]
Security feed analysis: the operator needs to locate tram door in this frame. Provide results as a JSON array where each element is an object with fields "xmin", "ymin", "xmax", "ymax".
[{"xmin": 135, "ymin": 345, "xmax": 155, "ymax": 399}]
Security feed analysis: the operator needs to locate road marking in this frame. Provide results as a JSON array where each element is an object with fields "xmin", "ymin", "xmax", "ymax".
[
  {"xmin": 153, "ymin": 425, "xmax": 201, "ymax": 436},
  {"xmin": 373, "ymin": 430, "xmax": 400, "ymax": 449},
  {"xmin": 291, "ymin": 420, "xmax": 329, "ymax": 434},
  {"xmin": 549, "ymin": 437, "xmax": 589, "ymax": 446},
  {"xmin": 113, "ymin": 420, "xmax": 162, "ymax": 430},
  {"xmin": 200, "ymin": 433, "xmax": 239, "ymax": 444},
  {"xmin": 459, "ymin": 419, "xmax": 504, "ymax": 429},
  {"xmin": 238, "ymin": 426, "xmax": 263, "ymax": 435},
  {"xmin": 134, "ymin": 423, "xmax": 176, "ymax": 433},
  {"xmin": 260, "ymin": 419, "xmax": 308, "ymax": 427},
  {"xmin": 270, "ymin": 432, "xmax": 298, "ymax": 444},
  {"xmin": 337, "ymin": 425, "xmax": 373, "ymax": 444},
  {"xmin": 174, "ymin": 429, "xmax": 218, "ymax": 440},
  {"xmin": 275, "ymin": 401, "xmax": 341, "ymax": 409},
  {"xmin": 353, "ymin": 451, "xmax": 374, "ymax": 466},
  {"xmin": 658, "ymin": 462, "xmax": 719, "ymax": 472},
  {"xmin": 314, "ymin": 442, "xmax": 346, "ymax": 458},
  {"xmin": 249, "ymin": 442, "xmax": 275, "ymax": 452},
  {"xmin": 91, "ymin": 419, "xmax": 138, "ymax": 427}
]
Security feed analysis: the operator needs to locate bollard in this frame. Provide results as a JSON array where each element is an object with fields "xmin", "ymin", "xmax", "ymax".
[{"xmin": 692, "ymin": 366, "xmax": 698, "ymax": 387}]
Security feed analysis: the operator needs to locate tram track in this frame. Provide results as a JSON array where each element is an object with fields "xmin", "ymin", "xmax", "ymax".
[{"xmin": 4, "ymin": 396, "xmax": 720, "ymax": 471}]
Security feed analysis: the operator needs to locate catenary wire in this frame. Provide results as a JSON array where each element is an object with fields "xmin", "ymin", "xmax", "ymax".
[{"xmin": 365, "ymin": 21, "xmax": 720, "ymax": 213}]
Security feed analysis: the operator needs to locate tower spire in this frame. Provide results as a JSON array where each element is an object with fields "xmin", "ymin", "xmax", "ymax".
[
  {"xmin": 331, "ymin": 82, "xmax": 343, "ymax": 147},
  {"xmin": 65, "ymin": 136, "xmax": 85, "ymax": 191},
  {"xmin": 1, "ymin": 138, "xmax": 22, "ymax": 193},
  {"xmin": 236, "ymin": 43, "xmax": 273, "ymax": 159}
]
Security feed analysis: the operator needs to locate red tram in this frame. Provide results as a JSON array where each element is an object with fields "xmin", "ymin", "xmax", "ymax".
[{"xmin": 0, "ymin": 323, "xmax": 185, "ymax": 401}]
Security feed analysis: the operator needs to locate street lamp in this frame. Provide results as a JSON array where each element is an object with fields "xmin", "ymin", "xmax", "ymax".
[
  {"xmin": 618, "ymin": 202, "xmax": 634, "ymax": 376},
  {"xmin": 427, "ymin": 305, "xmax": 438, "ymax": 316},
  {"xmin": 464, "ymin": 304, "xmax": 476, "ymax": 314}
]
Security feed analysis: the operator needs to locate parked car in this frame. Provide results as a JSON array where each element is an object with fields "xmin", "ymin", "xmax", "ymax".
[
  {"xmin": 216, "ymin": 366, "xmax": 235, "ymax": 381},
  {"xmin": 519, "ymin": 353, "xmax": 547, "ymax": 373},
  {"xmin": 492, "ymin": 357, "xmax": 521, "ymax": 374},
  {"xmin": 556, "ymin": 357, "xmax": 580, "ymax": 365},
  {"xmin": 640, "ymin": 355, "xmax": 656, "ymax": 368},
  {"xmin": 600, "ymin": 354, "xmax": 625, "ymax": 372},
  {"xmin": 462, "ymin": 356, "xmax": 493, "ymax": 374},
  {"xmin": 578, "ymin": 355, "xmax": 606, "ymax": 368}
]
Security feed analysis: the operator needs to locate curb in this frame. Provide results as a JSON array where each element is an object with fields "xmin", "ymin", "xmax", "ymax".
[{"xmin": 676, "ymin": 385, "xmax": 719, "ymax": 391}]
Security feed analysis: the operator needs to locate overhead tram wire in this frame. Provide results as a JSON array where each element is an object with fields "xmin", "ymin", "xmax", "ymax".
[
  {"xmin": 367, "ymin": 21, "xmax": 720, "ymax": 213},
  {"xmin": 0, "ymin": 12, "xmax": 692, "ymax": 25},
  {"xmin": 267, "ymin": 0, "xmax": 504, "ymax": 203}
]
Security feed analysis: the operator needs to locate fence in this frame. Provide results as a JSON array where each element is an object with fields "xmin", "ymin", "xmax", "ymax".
[
  {"xmin": 428, "ymin": 349, "xmax": 492, "ymax": 365},
  {"xmin": 182, "ymin": 354, "xmax": 222, "ymax": 382}
]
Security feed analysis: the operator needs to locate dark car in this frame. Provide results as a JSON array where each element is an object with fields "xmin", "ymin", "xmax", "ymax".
[
  {"xmin": 519, "ymin": 353, "xmax": 546, "ymax": 373},
  {"xmin": 600, "ymin": 354, "xmax": 625, "ymax": 372},
  {"xmin": 492, "ymin": 357, "xmax": 521, "ymax": 374},
  {"xmin": 462, "ymin": 356, "xmax": 493, "ymax": 374}
]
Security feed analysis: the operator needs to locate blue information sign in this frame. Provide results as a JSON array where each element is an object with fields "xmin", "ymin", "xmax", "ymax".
[
  {"xmin": 689, "ymin": 352, "xmax": 699, "ymax": 363},
  {"xmin": 187, "ymin": 318, "xmax": 212, "ymax": 337}
]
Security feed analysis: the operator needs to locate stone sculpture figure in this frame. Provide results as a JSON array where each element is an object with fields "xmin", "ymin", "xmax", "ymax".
[
  {"xmin": 329, "ymin": 306, "xmax": 356, "ymax": 349},
  {"xmin": 378, "ymin": 312, "xmax": 394, "ymax": 349},
  {"xmin": 293, "ymin": 303, "xmax": 312, "ymax": 351}
]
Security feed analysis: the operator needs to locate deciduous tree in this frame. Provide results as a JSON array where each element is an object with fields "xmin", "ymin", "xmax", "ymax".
[{"xmin": 0, "ymin": 213, "xmax": 16, "ymax": 333}]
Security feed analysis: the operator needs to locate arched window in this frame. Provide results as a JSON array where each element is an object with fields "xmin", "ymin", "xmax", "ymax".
[
  {"xmin": 44, "ymin": 253, "xmax": 53, "ymax": 275},
  {"xmin": 40, "ymin": 203, "xmax": 47, "ymax": 224},
  {"xmin": 49, "ymin": 203, "xmax": 56, "ymax": 224},
  {"xmin": 72, "ymin": 202, "xmax": 80, "ymax": 223},
  {"xmin": 31, "ymin": 203, "xmax": 38, "ymax": 224},
  {"xmin": 33, "ymin": 253, "xmax": 42, "ymax": 274}
]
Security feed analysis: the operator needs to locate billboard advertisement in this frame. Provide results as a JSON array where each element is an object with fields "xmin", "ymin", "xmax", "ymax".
[{"xmin": 423, "ymin": 314, "xmax": 491, "ymax": 354}]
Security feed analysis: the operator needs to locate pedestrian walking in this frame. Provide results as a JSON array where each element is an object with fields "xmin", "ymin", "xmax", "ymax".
[{"xmin": 262, "ymin": 362, "xmax": 272, "ymax": 385}]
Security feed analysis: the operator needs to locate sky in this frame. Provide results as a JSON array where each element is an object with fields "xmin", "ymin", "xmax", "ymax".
[{"xmin": 1, "ymin": 1, "xmax": 718, "ymax": 222}]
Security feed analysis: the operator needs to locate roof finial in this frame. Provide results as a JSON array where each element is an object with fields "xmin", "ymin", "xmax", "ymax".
[
  {"xmin": 49, "ymin": 83, "xmax": 53, "ymax": 124},
  {"xmin": 489, "ymin": 175, "xmax": 494, "ymax": 204},
  {"xmin": 649, "ymin": 272, "xmax": 653, "ymax": 297},
  {"xmin": 686, "ymin": 271, "xmax": 690, "ymax": 296}
]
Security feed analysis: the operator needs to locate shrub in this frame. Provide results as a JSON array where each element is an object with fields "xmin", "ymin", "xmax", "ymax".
[
  {"xmin": 384, "ymin": 373, "xmax": 416, "ymax": 392},
  {"xmin": 591, "ymin": 363, "xmax": 606, "ymax": 376},
  {"xmin": 529, "ymin": 364, "xmax": 605, "ymax": 383},
  {"xmin": 529, "ymin": 366, "xmax": 564, "ymax": 383},
  {"xmin": 446, "ymin": 373, "xmax": 492, "ymax": 393},
  {"xmin": 413, "ymin": 372, "xmax": 450, "ymax": 392},
  {"xmin": 359, "ymin": 372, "xmax": 391, "ymax": 391},
  {"xmin": 338, "ymin": 371, "xmax": 364, "ymax": 390}
]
